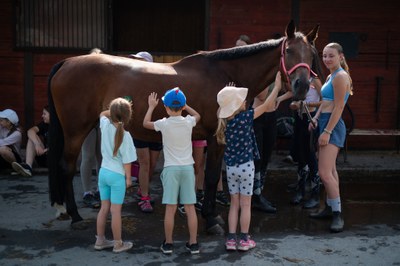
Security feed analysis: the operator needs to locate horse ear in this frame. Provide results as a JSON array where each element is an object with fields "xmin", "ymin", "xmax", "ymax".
[
  {"xmin": 285, "ymin": 20, "xmax": 296, "ymax": 39},
  {"xmin": 306, "ymin": 24, "xmax": 320, "ymax": 45}
]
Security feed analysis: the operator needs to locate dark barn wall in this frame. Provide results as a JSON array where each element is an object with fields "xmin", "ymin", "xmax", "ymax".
[
  {"xmin": 299, "ymin": 0, "xmax": 400, "ymax": 149},
  {"xmin": 209, "ymin": 0, "xmax": 400, "ymax": 149},
  {"xmin": 1, "ymin": 0, "xmax": 399, "ymax": 150}
]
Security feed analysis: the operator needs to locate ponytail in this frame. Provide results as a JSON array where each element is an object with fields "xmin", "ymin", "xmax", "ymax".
[
  {"xmin": 215, "ymin": 117, "xmax": 227, "ymax": 145},
  {"xmin": 113, "ymin": 122, "xmax": 124, "ymax": 157},
  {"xmin": 108, "ymin": 97, "xmax": 132, "ymax": 157}
]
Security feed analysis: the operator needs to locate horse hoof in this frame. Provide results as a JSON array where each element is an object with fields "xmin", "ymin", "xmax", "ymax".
[
  {"xmin": 70, "ymin": 220, "xmax": 87, "ymax": 230},
  {"xmin": 206, "ymin": 223, "xmax": 225, "ymax": 235},
  {"xmin": 56, "ymin": 212, "xmax": 70, "ymax": 221}
]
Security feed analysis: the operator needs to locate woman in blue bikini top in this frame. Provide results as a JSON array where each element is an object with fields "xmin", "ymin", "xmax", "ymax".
[{"xmin": 308, "ymin": 42, "xmax": 353, "ymax": 233}]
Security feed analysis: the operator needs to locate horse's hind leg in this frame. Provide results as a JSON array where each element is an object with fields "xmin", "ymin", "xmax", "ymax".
[
  {"xmin": 63, "ymin": 148, "xmax": 85, "ymax": 229},
  {"xmin": 202, "ymin": 137, "xmax": 225, "ymax": 235}
]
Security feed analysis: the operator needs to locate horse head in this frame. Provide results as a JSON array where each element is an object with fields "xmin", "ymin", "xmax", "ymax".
[{"xmin": 281, "ymin": 20, "xmax": 320, "ymax": 100}]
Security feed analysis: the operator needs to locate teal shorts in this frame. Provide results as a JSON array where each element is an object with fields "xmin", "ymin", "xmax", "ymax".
[
  {"xmin": 160, "ymin": 165, "xmax": 196, "ymax": 205},
  {"xmin": 98, "ymin": 167, "xmax": 126, "ymax": 204}
]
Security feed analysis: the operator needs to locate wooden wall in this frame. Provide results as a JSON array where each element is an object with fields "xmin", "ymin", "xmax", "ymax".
[
  {"xmin": 208, "ymin": 0, "xmax": 400, "ymax": 149},
  {"xmin": 1, "ymin": 0, "xmax": 399, "ymax": 149},
  {"xmin": 299, "ymin": 0, "xmax": 400, "ymax": 149}
]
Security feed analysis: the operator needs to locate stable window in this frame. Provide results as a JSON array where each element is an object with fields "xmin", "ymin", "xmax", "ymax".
[
  {"xmin": 14, "ymin": 0, "xmax": 108, "ymax": 51},
  {"xmin": 112, "ymin": 0, "xmax": 206, "ymax": 54}
]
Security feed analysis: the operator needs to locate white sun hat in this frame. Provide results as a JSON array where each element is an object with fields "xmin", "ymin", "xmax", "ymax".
[{"xmin": 217, "ymin": 86, "xmax": 248, "ymax": 118}]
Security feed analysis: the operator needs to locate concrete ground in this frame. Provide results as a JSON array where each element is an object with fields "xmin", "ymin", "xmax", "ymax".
[{"xmin": 0, "ymin": 150, "xmax": 400, "ymax": 265}]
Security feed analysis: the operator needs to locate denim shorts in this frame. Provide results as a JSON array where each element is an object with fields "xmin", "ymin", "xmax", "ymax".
[
  {"xmin": 160, "ymin": 165, "xmax": 196, "ymax": 205},
  {"xmin": 318, "ymin": 113, "xmax": 346, "ymax": 148}
]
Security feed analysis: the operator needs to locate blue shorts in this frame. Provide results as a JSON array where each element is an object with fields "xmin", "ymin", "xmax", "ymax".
[
  {"xmin": 319, "ymin": 113, "xmax": 346, "ymax": 148},
  {"xmin": 160, "ymin": 165, "xmax": 196, "ymax": 205},
  {"xmin": 98, "ymin": 167, "xmax": 126, "ymax": 204}
]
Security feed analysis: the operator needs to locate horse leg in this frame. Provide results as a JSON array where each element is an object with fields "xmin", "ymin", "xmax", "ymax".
[
  {"xmin": 202, "ymin": 136, "xmax": 225, "ymax": 235},
  {"xmin": 63, "ymin": 142, "xmax": 86, "ymax": 229}
]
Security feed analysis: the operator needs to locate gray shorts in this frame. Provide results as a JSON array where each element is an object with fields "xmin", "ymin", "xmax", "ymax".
[
  {"xmin": 319, "ymin": 113, "xmax": 346, "ymax": 148},
  {"xmin": 226, "ymin": 161, "xmax": 255, "ymax": 196}
]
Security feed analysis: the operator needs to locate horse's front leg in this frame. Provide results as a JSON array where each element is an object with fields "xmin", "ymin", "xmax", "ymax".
[{"xmin": 202, "ymin": 136, "xmax": 225, "ymax": 235}]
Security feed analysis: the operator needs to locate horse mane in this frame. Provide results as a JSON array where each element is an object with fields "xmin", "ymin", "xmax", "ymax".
[
  {"xmin": 311, "ymin": 45, "xmax": 326, "ymax": 81},
  {"xmin": 197, "ymin": 37, "xmax": 284, "ymax": 61}
]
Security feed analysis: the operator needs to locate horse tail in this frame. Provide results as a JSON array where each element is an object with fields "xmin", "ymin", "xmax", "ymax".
[{"xmin": 47, "ymin": 60, "xmax": 66, "ymax": 206}]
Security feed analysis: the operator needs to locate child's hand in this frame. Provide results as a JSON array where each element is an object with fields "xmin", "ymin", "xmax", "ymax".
[
  {"xmin": 226, "ymin": 81, "xmax": 236, "ymax": 87},
  {"xmin": 274, "ymin": 71, "xmax": 282, "ymax": 90},
  {"xmin": 148, "ymin": 92, "xmax": 159, "ymax": 108}
]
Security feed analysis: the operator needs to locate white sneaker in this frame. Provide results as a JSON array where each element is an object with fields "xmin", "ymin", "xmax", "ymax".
[
  {"xmin": 113, "ymin": 240, "xmax": 133, "ymax": 253},
  {"xmin": 94, "ymin": 236, "xmax": 114, "ymax": 250}
]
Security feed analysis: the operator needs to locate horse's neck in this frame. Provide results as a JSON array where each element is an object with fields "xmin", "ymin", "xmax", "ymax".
[{"xmin": 219, "ymin": 44, "xmax": 282, "ymax": 98}]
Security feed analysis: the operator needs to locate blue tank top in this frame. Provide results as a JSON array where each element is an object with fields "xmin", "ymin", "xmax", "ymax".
[{"xmin": 321, "ymin": 68, "xmax": 350, "ymax": 103}]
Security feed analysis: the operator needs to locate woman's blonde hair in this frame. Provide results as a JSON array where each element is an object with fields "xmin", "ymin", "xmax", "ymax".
[
  {"xmin": 109, "ymin": 97, "xmax": 132, "ymax": 156},
  {"xmin": 325, "ymin": 42, "xmax": 354, "ymax": 95}
]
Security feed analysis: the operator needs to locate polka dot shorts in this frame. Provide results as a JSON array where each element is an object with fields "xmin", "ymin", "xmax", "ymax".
[{"xmin": 226, "ymin": 161, "xmax": 255, "ymax": 196}]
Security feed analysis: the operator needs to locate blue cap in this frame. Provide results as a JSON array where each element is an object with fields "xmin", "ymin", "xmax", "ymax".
[{"xmin": 162, "ymin": 88, "xmax": 186, "ymax": 108}]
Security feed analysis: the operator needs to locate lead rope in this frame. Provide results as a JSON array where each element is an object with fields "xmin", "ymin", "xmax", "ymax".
[{"xmin": 300, "ymin": 101, "xmax": 317, "ymax": 152}]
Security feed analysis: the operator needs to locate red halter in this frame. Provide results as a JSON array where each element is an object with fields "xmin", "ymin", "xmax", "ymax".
[{"xmin": 280, "ymin": 38, "xmax": 317, "ymax": 84}]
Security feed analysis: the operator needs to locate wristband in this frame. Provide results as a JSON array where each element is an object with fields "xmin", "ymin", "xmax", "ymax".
[{"xmin": 324, "ymin": 128, "xmax": 332, "ymax": 135}]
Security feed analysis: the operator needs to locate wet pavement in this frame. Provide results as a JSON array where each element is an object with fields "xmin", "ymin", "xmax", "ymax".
[{"xmin": 1, "ymin": 150, "xmax": 400, "ymax": 265}]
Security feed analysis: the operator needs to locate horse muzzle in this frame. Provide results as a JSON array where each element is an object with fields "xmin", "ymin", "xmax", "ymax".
[{"xmin": 290, "ymin": 75, "xmax": 310, "ymax": 101}]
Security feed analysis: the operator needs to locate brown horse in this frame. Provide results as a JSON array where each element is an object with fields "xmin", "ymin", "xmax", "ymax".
[{"xmin": 47, "ymin": 21, "xmax": 320, "ymax": 232}]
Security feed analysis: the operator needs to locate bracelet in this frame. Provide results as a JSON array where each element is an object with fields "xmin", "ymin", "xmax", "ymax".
[{"xmin": 324, "ymin": 128, "xmax": 332, "ymax": 135}]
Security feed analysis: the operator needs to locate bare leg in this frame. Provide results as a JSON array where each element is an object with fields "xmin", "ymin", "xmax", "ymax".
[
  {"xmin": 96, "ymin": 200, "xmax": 111, "ymax": 238},
  {"xmin": 239, "ymin": 194, "xmax": 252, "ymax": 233},
  {"xmin": 184, "ymin": 204, "xmax": 198, "ymax": 244},
  {"xmin": 0, "ymin": 146, "xmax": 16, "ymax": 163},
  {"xmin": 137, "ymin": 148, "xmax": 151, "ymax": 197},
  {"xmin": 228, "ymin": 193, "xmax": 239, "ymax": 233},
  {"xmin": 217, "ymin": 173, "xmax": 223, "ymax": 191},
  {"xmin": 318, "ymin": 144, "xmax": 340, "ymax": 199},
  {"xmin": 110, "ymin": 203, "xmax": 123, "ymax": 241},
  {"xmin": 164, "ymin": 204, "xmax": 177, "ymax": 243},
  {"xmin": 25, "ymin": 139, "xmax": 37, "ymax": 167},
  {"xmin": 193, "ymin": 146, "xmax": 205, "ymax": 190},
  {"xmin": 149, "ymin": 150, "xmax": 160, "ymax": 181}
]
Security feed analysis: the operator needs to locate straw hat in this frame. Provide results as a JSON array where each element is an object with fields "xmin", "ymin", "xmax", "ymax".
[{"xmin": 217, "ymin": 86, "xmax": 248, "ymax": 118}]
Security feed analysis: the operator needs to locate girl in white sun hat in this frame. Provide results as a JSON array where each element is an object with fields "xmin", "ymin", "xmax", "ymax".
[
  {"xmin": 215, "ymin": 72, "xmax": 282, "ymax": 251},
  {"xmin": 0, "ymin": 109, "xmax": 22, "ymax": 171}
]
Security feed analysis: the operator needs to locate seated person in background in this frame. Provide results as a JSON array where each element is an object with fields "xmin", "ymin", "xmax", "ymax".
[
  {"xmin": 12, "ymin": 105, "xmax": 50, "ymax": 177},
  {"xmin": 0, "ymin": 109, "xmax": 22, "ymax": 171}
]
